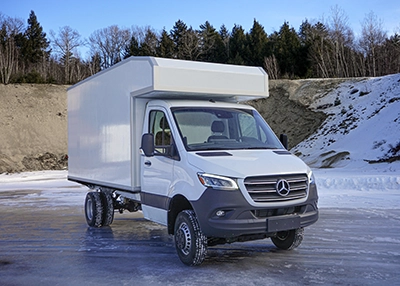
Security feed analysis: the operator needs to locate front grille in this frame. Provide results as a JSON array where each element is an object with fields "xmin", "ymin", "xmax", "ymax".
[{"xmin": 244, "ymin": 174, "xmax": 308, "ymax": 203}]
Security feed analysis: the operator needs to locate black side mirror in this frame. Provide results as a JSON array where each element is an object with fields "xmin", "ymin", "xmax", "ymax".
[
  {"xmin": 141, "ymin": 133, "xmax": 154, "ymax": 157},
  {"xmin": 280, "ymin": 134, "xmax": 288, "ymax": 150}
]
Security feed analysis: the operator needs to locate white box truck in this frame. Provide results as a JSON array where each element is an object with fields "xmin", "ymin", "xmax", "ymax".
[{"xmin": 68, "ymin": 56, "xmax": 318, "ymax": 266}]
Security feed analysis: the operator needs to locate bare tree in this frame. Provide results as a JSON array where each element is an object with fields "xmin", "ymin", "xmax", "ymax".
[
  {"xmin": 264, "ymin": 55, "xmax": 279, "ymax": 79},
  {"xmin": 359, "ymin": 11, "xmax": 387, "ymax": 76},
  {"xmin": 0, "ymin": 14, "xmax": 24, "ymax": 84},
  {"xmin": 327, "ymin": 5, "xmax": 354, "ymax": 77},
  {"xmin": 180, "ymin": 28, "xmax": 201, "ymax": 60},
  {"xmin": 88, "ymin": 25, "xmax": 131, "ymax": 69},
  {"xmin": 50, "ymin": 26, "xmax": 83, "ymax": 83}
]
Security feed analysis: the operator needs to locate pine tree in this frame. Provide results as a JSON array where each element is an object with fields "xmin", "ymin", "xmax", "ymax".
[
  {"xmin": 20, "ymin": 10, "xmax": 50, "ymax": 66},
  {"xmin": 228, "ymin": 24, "xmax": 248, "ymax": 65},
  {"xmin": 124, "ymin": 35, "xmax": 140, "ymax": 58},
  {"xmin": 216, "ymin": 24, "xmax": 230, "ymax": 63},
  {"xmin": 157, "ymin": 29, "xmax": 174, "ymax": 58},
  {"xmin": 170, "ymin": 20, "xmax": 188, "ymax": 59},
  {"xmin": 274, "ymin": 22, "xmax": 301, "ymax": 78},
  {"xmin": 198, "ymin": 21, "xmax": 220, "ymax": 62},
  {"xmin": 139, "ymin": 28, "xmax": 158, "ymax": 56},
  {"xmin": 248, "ymin": 19, "xmax": 268, "ymax": 66}
]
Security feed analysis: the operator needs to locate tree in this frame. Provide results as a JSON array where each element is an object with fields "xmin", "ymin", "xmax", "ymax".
[
  {"xmin": 229, "ymin": 24, "xmax": 248, "ymax": 65},
  {"xmin": 198, "ymin": 21, "xmax": 220, "ymax": 62},
  {"xmin": 327, "ymin": 5, "xmax": 355, "ymax": 77},
  {"xmin": 123, "ymin": 34, "xmax": 140, "ymax": 58},
  {"xmin": 264, "ymin": 55, "xmax": 279, "ymax": 79},
  {"xmin": 19, "ymin": 11, "xmax": 50, "ymax": 66},
  {"xmin": 0, "ymin": 14, "xmax": 24, "ymax": 84},
  {"xmin": 302, "ymin": 21, "xmax": 332, "ymax": 78},
  {"xmin": 247, "ymin": 19, "xmax": 268, "ymax": 67},
  {"xmin": 138, "ymin": 27, "xmax": 158, "ymax": 56},
  {"xmin": 50, "ymin": 26, "xmax": 83, "ymax": 83},
  {"xmin": 157, "ymin": 28, "xmax": 174, "ymax": 58},
  {"xmin": 216, "ymin": 24, "xmax": 230, "ymax": 63},
  {"xmin": 88, "ymin": 25, "xmax": 131, "ymax": 69},
  {"xmin": 180, "ymin": 27, "xmax": 201, "ymax": 60},
  {"xmin": 170, "ymin": 20, "xmax": 188, "ymax": 59},
  {"xmin": 381, "ymin": 34, "xmax": 400, "ymax": 74},
  {"xmin": 274, "ymin": 22, "xmax": 301, "ymax": 78},
  {"xmin": 359, "ymin": 11, "xmax": 387, "ymax": 76}
]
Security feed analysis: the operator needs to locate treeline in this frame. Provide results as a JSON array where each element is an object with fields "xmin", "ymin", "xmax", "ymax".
[{"xmin": 1, "ymin": 7, "xmax": 399, "ymax": 85}]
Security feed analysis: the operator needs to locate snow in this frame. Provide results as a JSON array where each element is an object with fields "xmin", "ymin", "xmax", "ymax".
[
  {"xmin": 292, "ymin": 74, "xmax": 400, "ymax": 208},
  {"xmin": 0, "ymin": 170, "xmax": 87, "ymax": 208},
  {"xmin": 0, "ymin": 164, "xmax": 398, "ymax": 210},
  {"xmin": 294, "ymin": 73, "xmax": 400, "ymax": 169},
  {"xmin": 0, "ymin": 74, "xmax": 399, "ymax": 210}
]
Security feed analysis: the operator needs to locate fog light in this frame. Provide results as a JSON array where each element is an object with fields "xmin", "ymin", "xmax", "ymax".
[{"xmin": 216, "ymin": 210, "xmax": 225, "ymax": 217}]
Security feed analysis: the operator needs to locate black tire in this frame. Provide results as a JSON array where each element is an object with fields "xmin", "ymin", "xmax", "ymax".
[
  {"xmin": 174, "ymin": 210, "xmax": 207, "ymax": 266},
  {"xmin": 100, "ymin": 191, "xmax": 114, "ymax": 226},
  {"xmin": 85, "ymin": 192, "xmax": 103, "ymax": 227},
  {"xmin": 271, "ymin": 228, "xmax": 304, "ymax": 250}
]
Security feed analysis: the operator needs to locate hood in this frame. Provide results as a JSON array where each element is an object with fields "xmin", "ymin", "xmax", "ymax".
[{"xmin": 187, "ymin": 149, "xmax": 310, "ymax": 179}]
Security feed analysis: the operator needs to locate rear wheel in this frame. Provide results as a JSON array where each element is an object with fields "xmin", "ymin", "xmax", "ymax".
[
  {"xmin": 85, "ymin": 192, "xmax": 103, "ymax": 227},
  {"xmin": 100, "ymin": 192, "xmax": 114, "ymax": 226},
  {"xmin": 174, "ymin": 210, "xmax": 207, "ymax": 266},
  {"xmin": 271, "ymin": 228, "xmax": 304, "ymax": 250}
]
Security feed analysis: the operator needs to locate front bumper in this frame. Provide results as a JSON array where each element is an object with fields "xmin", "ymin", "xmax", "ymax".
[{"xmin": 191, "ymin": 183, "xmax": 319, "ymax": 238}]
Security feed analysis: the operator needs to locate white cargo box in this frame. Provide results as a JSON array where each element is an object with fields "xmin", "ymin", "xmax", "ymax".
[{"xmin": 68, "ymin": 57, "xmax": 269, "ymax": 192}]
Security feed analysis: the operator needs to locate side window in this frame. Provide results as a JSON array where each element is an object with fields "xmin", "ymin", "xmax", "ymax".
[
  {"xmin": 238, "ymin": 113, "xmax": 267, "ymax": 142},
  {"xmin": 238, "ymin": 113, "xmax": 258, "ymax": 138},
  {"xmin": 149, "ymin": 110, "xmax": 172, "ymax": 155}
]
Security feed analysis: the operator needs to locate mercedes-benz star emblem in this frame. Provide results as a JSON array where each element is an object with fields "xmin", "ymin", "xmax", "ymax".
[{"xmin": 276, "ymin": 179, "xmax": 290, "ymax": 196}]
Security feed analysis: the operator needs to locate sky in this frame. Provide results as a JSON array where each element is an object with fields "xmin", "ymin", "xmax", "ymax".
[{"xmin": 2, "ymin": 0, "xmax": 400, "ymax": 57}]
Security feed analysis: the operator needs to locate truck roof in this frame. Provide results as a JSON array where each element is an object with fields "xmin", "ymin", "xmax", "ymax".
[{"xmin": 68, "ymin": 56, "xmax": 269, "ymax": 102}]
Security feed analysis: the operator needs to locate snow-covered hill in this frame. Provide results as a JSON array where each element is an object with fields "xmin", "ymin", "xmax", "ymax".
[
  {"xmin": 293, "ymin": 73, "xmax": 400, "ymax": 171},
  {"xmin": 291, "ymin": 74, "xmax": 400, "ymax": 208}
]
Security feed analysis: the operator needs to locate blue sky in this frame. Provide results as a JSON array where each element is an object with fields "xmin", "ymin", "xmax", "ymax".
[{"xmin": 2, "ymin": 0, "xmax": 399, "ymax": 57}]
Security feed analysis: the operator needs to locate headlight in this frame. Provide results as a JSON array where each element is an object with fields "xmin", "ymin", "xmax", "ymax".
[{"xmin": 197, "ymin": 173, "xmax": 238, "ymax": 190}]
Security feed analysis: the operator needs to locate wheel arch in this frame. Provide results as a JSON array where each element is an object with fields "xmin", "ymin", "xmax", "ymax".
[{"xmin": 168, "ymin": 194, "xmax": 193, "ymax": 235}]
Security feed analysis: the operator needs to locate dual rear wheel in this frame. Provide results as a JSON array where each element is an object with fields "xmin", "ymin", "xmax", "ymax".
[{"xmin": 84, "ymin": 191, "xmax": 114, "ymax": 227}]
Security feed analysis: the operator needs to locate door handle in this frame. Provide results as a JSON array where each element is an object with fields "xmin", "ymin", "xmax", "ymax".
[{"xmin": 144, "ymin": 160, "xmax": 152, "ymax": 166}]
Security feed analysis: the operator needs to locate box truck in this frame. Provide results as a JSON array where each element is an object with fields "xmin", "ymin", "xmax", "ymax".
[{"xmin": 68, "ymin": 56, "xmax": 318, "ymax": 266}]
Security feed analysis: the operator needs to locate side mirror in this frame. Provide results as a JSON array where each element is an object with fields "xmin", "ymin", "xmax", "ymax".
[
  {"xmin": 280, "ymin": 134, "xmax": 288, "ymax": 150},
  {"xmin": 141, "ymin": 133, "xmax": 154, "ymax": 157}
]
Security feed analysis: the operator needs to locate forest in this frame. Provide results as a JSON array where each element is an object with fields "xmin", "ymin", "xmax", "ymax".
[{"xmin": 1, "ymin": 7, "xmax": 399, "ymax": 85}]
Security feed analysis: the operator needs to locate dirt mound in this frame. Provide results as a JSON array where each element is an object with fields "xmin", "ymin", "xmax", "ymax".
[
  {"xmin": 0, "ymin": 80, "xmax": 340, "ymax": 173},
  {"xmin": 249, "ymin": 79, "xmax": 329, "ymax": 149},
  {"xmin": 0, "ymin": 84, "xmax": 68, "ymax": 173}
]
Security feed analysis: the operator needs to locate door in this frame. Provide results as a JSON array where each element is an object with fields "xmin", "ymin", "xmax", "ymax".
[{"xmin": 141, "ymin": 109, "xmax": 176, "ymax": 225}]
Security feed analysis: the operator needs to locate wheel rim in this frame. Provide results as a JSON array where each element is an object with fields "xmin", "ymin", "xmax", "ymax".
[
  {"xmin": 176, "ymin": 222, "xmax": 191, "ymax": 256},
  {"xmin": 86, "ymin": 197, "xmax": 93, "ymax": 221},
  {"xmin": 276, "ymin": 231, "xmax": 289, "ymax": 241}
]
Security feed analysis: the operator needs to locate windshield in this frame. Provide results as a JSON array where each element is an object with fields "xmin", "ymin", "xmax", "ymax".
[{"xmin": 172, "ymin": 107, "xmax": 283, "ymax": 151}]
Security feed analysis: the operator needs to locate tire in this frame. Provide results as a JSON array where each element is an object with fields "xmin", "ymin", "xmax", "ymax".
[
  {"xmin": 174, "ymin": 210, "xmax": 207, "ymax": 266},
  {"xmin": 271, "ymin": 228, "xmax": 304, "ymax": 250},
  {"xmin": 100, "ymin": 191, "xmax": 114, "ymax": 226},
  {"xmin": 85, "ymin": 192, "xmax": 103, "ymax": 227}
]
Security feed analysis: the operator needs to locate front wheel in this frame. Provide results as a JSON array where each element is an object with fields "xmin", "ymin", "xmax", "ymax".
[
  {"xmin": 271, "ymin": 228, "xmax": 304, "ymax": 250},
  {"xmin": 174, "ymin": 210, "xmax": 207, "ymax": 266}
]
